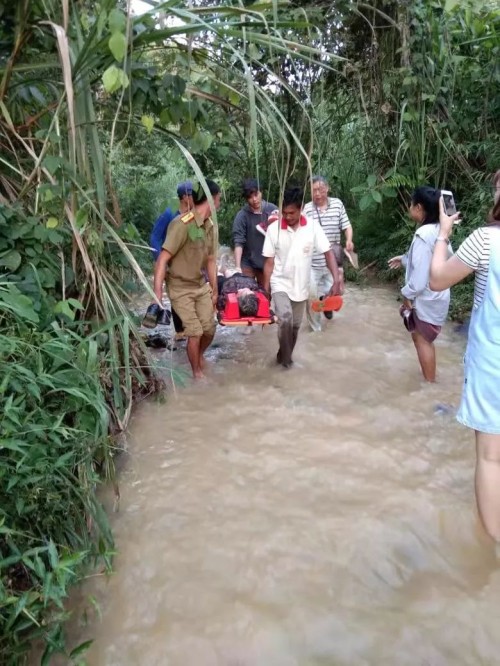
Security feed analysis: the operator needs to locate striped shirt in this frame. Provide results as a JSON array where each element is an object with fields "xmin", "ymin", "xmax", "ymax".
[
  {"xmin": 455, "ymin": 227, "xmax": 491, "ymax": 307},
  {"xmin": 303, "ymin": 197, "xmax": 351, "ymax": 268}
]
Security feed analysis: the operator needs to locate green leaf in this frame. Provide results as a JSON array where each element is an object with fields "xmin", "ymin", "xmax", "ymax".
[
  {"xmin": 97, "ymin": 9, "xmax": 107, "ymax": 37},
  {"xmin": 248, "ymin": 43, "xmax": 262, "ymax": 61},
  {"xmin": 0, "ymin": 250, "xmax": 22, "ymax": 271},
  {"xmin": 46, "ymin": 217, "xmax": 59, "ymax": 229},
  {"xmin": 67, "ymin": 298, "xmax": 84, "ymax": 311},
  {"xmin": 180, "ymin": 120, "xmax": 196, "ymax": 138},
  {"xmin": 108, "ymin": 8, "xmax": 127, "ymax": 33},
  {"xmin": 70, "ymin": 640, "xmax": 94, "ymax": 659},
  {"xmin": 34, "ymin": 225, "xmax": 48, "ymax": 240},
  {"xmin": 190, "ymin": 130, "xmax": 213, "ymax": 153},
  {"xmin": 141, "ymin": 115, "xmax": 155, "ymax": 134},
  {"xmin": 102, "ymin": 66, "xmax": 121, "ymax": 94},
  {"xmin": 42, "ymin": 155, "xmax": 62, "ymax": 174},
  {"xmin": 102, "ymin": 66, "xmax": 129, "ymax": 94},
  {"xmin": 372, "ymin": 190, "xmax": 382, "ymax": 203},
  {"xmin": 109, "ymin": 32, "xmax": 127, "ymax": 62},
  {"xmin": 0, "ymin": 287, "xmax": 39, "ymax": 322},
  {"xmin": 359, "ymin": 194, "xmax": 372, "ymax": 211},
  {"xmin": 76, "ymin": 209, "xmax": 88, "ymax": 229},
  {"xmin": 444, "ymin": 0, "xmax": 459, "ymax": 12},
  {"xmin": 367, "ymin": 174, "xmax": 377, "ymax": 187},
  {"xmin": 54, "ymin": 300, "xmax": 78, "ymax": 321},
  {"xmin": 187, "ymin": 224, "xmax": 205, "ymax": 242},
  {"xmin": 0, "ymin": 439, "xmax": 27, "ymax": 453},
  {"xmin": 48, "ymin": 540, "xmax": 58, "ymax": 569},
  {"xmin": 228, "ymin": 90, "xmax": 240, "ymax": 106},
  {"xmin": 216, "ymin": 146, "xmax": 230, "ymax": 158}
]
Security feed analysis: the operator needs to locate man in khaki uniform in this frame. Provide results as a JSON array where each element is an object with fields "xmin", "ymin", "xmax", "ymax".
[{"xmin": 153, "ymin": 180, "xmax": 221, "ymax": 379}]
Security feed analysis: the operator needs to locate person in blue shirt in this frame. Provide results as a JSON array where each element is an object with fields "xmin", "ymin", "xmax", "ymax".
[
  {"xmin": 150, "ymin": 181, "xmax": 194, "ymax": 260},
  {"xmin": 148, "ymin": 181, "xmax": 193, "ymax": 335}
]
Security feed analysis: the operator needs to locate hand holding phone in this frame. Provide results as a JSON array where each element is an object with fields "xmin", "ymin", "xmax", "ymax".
[
  {"xmin": 441, "ymin": 189, "xmax": 459, "ymax": 223},
  {"xmin": 438, "ymin": 193, "xmax": 461, "ymax": 237}
]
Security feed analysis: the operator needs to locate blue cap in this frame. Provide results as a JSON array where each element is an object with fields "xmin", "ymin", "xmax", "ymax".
[{"xmin": 177, "ymin": 180, "xmax": 193, "ymax": 197}]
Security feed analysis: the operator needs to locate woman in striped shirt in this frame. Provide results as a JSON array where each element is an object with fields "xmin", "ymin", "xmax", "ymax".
[{"xmin": 430, "ymin": 170, "xmax": 500, "ymax": 542}]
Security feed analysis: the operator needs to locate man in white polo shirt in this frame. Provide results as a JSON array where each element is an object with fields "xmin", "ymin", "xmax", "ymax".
[
  {"xmin": 262, "ymin": 186, "xmax": 341, "ymax": 368},
  {"xmin": 303, "ymin": 175, "xmax": 353, "ymax": 331}
]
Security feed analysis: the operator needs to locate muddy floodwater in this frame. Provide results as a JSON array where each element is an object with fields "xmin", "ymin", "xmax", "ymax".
[{"xmin": 52, "ymin": 285, "xmax": 500, "ymax": 666}]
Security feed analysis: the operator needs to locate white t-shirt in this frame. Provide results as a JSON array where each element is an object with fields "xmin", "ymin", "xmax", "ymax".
[{"xmin": 262, "ymin": 215, "xmax": 330, "ymax": 301}]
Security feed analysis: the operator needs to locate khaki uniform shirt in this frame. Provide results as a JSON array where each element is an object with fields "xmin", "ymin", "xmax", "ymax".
[{"xmin": 162, "ymin": 210, "xmax": 215, "ymax": 290}]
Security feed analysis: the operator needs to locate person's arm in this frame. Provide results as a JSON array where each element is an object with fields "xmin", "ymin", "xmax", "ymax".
[
  {"xmin": 261, "ymin": 226, "xmax": 276, "ymax": 297},
  {"xmin": 344, "ymin": 226, "xmax": 354, "ymax": 252},
  {"xmin": 206, "ymin": 254, "xmax": 218, "ymax": 306},
  {"xmin": 400, "ymin": 237, "xmax": 432, "ymax": 305},
  {"xmin": 262, "ymin": 257, "xmax": 274, "ymax": 296},
  {"xmin": 324, "ymin": 249, "xmax": 341, "ymax": 295},
  {"xmin": 388, "ymin": 254, "xmax": 407, "ymax": 269},
  {"xmin": 234, "ymin": 246, "xmax": 243, "ymax": 271},
  {"xmin": 430, "ymin": 196, "xmax": 473, "ymax": 291},
  {"xmin": 232, "ymin": 212, "xmax": 246, "ymax": 270},
  {"xmin": 339, "ymin": 202, "xmax": 354, "ymax": 252},
  {"xmin": 430, "ymin": 248, "xmax": 472, "ymax": 291},
  {"xmin": 313, "ymin": 221, "xmax": 341, "ymax": 292},
  {"xmin": 153, "ymin": 249, "xmax": 172, "ymax": 303}
]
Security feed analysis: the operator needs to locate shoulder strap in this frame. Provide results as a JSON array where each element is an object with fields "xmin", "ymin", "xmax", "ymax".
[
  {"xmin": 314, "ymin": 204, "xmax": 323, "ymax": 227},
  {"xmin": 180, "ymin": 211, "xmax": 195, "ymax": 224}
]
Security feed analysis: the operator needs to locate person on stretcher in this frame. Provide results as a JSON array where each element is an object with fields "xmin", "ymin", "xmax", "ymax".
[{"xmin": 217, "ymin": 269, "xmax": 277, "ymax": 321}]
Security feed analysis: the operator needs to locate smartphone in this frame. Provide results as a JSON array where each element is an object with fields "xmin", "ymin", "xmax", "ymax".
[{"xmin": 441, "ymin": 189, "xmax": 459, "ymax": 221}]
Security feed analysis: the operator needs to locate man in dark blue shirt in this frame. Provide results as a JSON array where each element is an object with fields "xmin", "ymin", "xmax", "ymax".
[{"xmin": 150, "ymin": 181, "xmax": 193, "ymax": 260}]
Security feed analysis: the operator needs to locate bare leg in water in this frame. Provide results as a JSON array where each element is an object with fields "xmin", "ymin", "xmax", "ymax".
[
  {"xmin": 411, "ymin": 331, "xmax": 436, "ymax": 382},
  {"xmin": 186, "ymin": 333, "xmax": 215, "ymax": 378},
  {"xmin": 198, "ymin": 332, "xmax": 214, "ymax": 373},
  {"xmin": 186, "ymin": 337, "xmax": 203, "ymax": 379},
  {"xmin": 475, "ymin": 432, "xmax": 500, "ymax": 542}
]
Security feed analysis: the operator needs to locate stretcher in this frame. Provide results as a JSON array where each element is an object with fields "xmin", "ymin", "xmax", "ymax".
[{"xmin": 218, "ymin": 292, "xmax": 274, "ymax": 327}]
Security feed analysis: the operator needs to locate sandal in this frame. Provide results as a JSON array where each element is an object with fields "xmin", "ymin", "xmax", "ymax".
[{"xmin": 311, "ymin": 295, "xmax": 343, "ymax": 313}]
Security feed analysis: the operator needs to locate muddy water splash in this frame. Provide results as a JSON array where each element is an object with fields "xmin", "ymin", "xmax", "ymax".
[{"xmin": 60, "ymin": 286, "xmax": 500, "ymax": 665}]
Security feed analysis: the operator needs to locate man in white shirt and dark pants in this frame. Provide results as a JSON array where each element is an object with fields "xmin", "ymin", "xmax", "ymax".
[
  {"xmin": 262, "ymin": 186, "xmax": 341, "ymax": 368},
  {"xmin": 303, "ymin": 175, "xmax": 354, "ymax": 331}
]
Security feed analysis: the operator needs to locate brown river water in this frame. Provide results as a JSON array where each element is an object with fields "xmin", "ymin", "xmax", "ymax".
[{"xmin": 46, "ymin": 285, "xmax": 500, "ymax": 665}]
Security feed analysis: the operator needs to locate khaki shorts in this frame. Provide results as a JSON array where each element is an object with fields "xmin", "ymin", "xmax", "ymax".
[{"xmin": 169, "ymin": 282, "xmax": 216, "ymax": 338}]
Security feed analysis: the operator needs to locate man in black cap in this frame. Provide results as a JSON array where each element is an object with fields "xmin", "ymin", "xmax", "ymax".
[{"xmin": 232, "ymin": 178, "xmax": 277, "ymax": 288}]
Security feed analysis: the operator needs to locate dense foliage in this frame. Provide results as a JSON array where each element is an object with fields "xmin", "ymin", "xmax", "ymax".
[{"xmin": 0, "ymin": 0, "xmax": 498, "ymax": 661}]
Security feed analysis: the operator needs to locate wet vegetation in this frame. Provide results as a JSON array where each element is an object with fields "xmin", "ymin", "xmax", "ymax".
[{"xmin": 0, "ymin": 0, "xmax": 498, "ymax": 661}]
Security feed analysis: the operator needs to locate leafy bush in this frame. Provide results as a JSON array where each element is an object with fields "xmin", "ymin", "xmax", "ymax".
[{"xmin": 0, "ymin": 285, "xmax": 115, "ymax": 663}]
